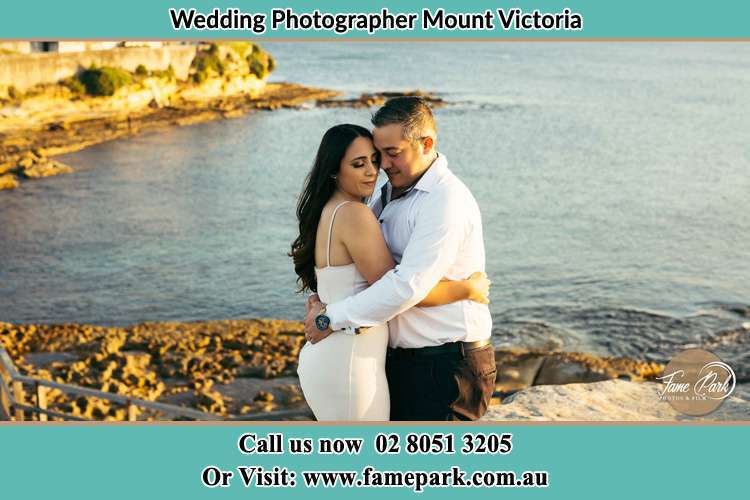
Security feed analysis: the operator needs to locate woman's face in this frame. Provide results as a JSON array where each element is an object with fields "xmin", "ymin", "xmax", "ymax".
[{"xmin": 337, "ymin": 136, "xmax": 380, "ymax": 198}]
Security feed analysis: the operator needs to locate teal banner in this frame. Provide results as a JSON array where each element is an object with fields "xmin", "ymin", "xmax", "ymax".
[
  {"xmin": 0, "ymin": 424, "xmax": 746, "ymax": 498},
  {"xmin": 1, "ymin": 1, "xmax": 749, "ymax": 39}
]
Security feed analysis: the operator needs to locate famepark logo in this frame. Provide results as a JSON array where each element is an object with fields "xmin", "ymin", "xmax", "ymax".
[{"xmin": 656, "ymin": 348, "xmax": 736, "ymax": 416}]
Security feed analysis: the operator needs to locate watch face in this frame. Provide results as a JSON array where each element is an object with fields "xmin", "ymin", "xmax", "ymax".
[{"xmin": 315, "ymin": 314, "xmax": 330, "ymax": 331}]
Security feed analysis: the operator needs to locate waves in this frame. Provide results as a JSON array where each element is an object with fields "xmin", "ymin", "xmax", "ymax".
[{"xmin": 492, "ymin": 302, "xmax": 750, "ymax": 378}]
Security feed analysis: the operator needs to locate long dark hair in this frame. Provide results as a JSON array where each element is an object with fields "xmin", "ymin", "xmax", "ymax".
[{"xmin": 290, "ymin": 124, "xmax": 373, "ymax": 293}]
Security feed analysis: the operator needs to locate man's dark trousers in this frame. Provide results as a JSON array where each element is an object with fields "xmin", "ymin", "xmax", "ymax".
[{"xmin": 386, "ymin": 342, "xmax": 497, "ymax": 421}]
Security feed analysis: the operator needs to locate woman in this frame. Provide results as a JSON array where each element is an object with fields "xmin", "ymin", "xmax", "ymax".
[{"xmin": 290, "ymin": 124, "xmax": 490, "ymax": 421}]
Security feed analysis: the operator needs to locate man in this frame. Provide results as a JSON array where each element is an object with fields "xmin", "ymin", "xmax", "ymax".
[{"xmin": 304, "ymin": 96, "xmax": 495, "ymax": 421}]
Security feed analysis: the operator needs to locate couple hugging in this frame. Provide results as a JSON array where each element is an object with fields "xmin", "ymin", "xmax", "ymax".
[{"xmin": 290, "ymin": 97, "xmax": 495, "ymax": 421}]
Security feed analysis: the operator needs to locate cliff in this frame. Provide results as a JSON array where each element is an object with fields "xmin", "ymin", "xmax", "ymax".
[{"xmin": 0, "ymin": 43, "xmax": 338, "ymax": 190}]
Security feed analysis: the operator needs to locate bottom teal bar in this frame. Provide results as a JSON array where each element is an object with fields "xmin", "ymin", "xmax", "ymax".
[{"xmin": 0, "ymin": 424, "xmax": 745, "ymax": 499}]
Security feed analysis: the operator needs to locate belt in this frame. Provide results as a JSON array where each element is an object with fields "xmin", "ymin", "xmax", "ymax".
[{"xmin": 387, "ymin": 338, "xmax": 492, "ymax": 358}]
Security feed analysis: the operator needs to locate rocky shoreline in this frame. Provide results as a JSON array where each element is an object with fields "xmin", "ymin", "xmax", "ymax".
[
  {"xmin": 0, "ymin": 82, "xmax": 340, "ymax": 189},
  {"xmin": 1, "ymin": 39, "xmax": 445, "ymax": 190},
  {"xmin": 0, "ymin": 77, "xmax": 446, "ymax": 191},
  {"xmin": 0, "ymin": 319, "xmax": 679, "ymax": 421}
]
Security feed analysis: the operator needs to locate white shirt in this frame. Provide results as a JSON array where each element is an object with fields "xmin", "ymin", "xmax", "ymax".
[{"xmin": 326, "ymin": 154, "xmax": 492, "ymax": 348}]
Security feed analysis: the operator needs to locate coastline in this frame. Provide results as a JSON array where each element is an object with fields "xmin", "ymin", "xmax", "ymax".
[
  {"xmin": 0, "ymin": 80, "xmax": 446, "ymax": 190},
  {"xmin": 1, "ymin": 318, "xmax": 680, "ymax": 421},
  {"xmin": 0, "ymin": 81, "xmax": 340, "ymax": 187}
]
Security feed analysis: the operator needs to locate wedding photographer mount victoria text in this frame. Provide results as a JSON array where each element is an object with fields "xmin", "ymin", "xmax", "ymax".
[{"xmin": 168, "ymin": 8, "xmax": 584, "ymax": 35}]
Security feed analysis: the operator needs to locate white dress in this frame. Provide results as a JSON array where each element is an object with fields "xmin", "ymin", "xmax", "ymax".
[{"xmin": 297, "ymin": 201, "xmax": 390, "ymax": 421}]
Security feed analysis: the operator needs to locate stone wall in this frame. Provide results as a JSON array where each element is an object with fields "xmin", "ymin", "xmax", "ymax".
[{"xmin": 0, "ymin": 46, "xmax": 199, "ymax": 91}]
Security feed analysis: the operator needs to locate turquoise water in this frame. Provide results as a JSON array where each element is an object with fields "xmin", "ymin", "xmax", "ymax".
[{"xmin": 1, "ymin": 43, "xmax": 748, "ymax": 379}]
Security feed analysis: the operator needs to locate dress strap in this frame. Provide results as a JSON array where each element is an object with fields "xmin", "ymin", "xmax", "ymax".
[{"xmin": 326, "ymin": 201, "xmax": 351, "ymax": 267}]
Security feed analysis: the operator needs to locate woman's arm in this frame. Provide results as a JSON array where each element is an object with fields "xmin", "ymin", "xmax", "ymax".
[
  {"xmin": 338, "ymin": 204, "xmax": 490, "ymax": 307},
  {"xmin": 418, "ymin": 272, "xmax": 490, "ymax": 307},
  {"xmin": 338, "ymin": 203, "xmax": 396, "ymax": 283}
]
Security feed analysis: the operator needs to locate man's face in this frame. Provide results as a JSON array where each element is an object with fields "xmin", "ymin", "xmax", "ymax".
[{"xmin": 372, "ymin": 124, "xmax": 424, "ymax": 188}]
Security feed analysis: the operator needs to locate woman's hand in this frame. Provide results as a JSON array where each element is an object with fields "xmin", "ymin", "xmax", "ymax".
[
  {"xmin": 419, "ymin": 272, "xmax": 491, "ymax": 307},
  {"xmin": 306, "ymin": 293, "xmax": 321, "ymax": 313},
  {"xmin": 466, "ymin": 271, "xmax": 491, "ymax": 304}
]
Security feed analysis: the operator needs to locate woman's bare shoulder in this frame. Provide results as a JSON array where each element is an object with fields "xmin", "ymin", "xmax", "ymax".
[{"xmin": 336, "ymin": 201, "xmax": 378, "ymax": 226}]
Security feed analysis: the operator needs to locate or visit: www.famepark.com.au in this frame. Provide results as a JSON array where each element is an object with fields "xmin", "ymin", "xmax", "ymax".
[{"xmin": 230, "ymin": 465, "xmax": 549, "ymax": 492}]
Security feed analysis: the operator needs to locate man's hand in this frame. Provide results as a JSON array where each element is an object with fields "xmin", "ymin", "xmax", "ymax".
[{"xmin": 304, "ymin": 300, "xmax": 332, "ymax": 344}]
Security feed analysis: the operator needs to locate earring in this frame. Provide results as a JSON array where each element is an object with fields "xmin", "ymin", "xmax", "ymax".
[{"xmin": 331, "ymin": 175, "xmax": 337, "ymax": 180}]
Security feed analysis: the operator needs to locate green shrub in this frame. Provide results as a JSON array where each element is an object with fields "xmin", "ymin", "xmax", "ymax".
[
  {"xmin": 151, "ymin": 64, "xmax": 176, "ymax": 80},
  {"xmin": 135, "ymin": 64, "xmax": 148, "ymax": 76},
  {"xmin": 189, "ymin": 42, "xmax": 275, "ymax": 83},
  {"xmin": 78, "ymin": 66, "xmax": 133, "ymax": 96},
  {"xmin": 192, "ymin": 70, "xmax": 208, "ymax": 84},
  {"xmin": 224, "ymin": 41, "xmax": 252, "ymax": 58},
  {"xmin": 248, "ymin": 58, "xmax": 268, "ymax": 79},
  {"xmin": 22, "ymin": 86, "xmax": 42, "ymax": 98},
  {"xmin": 246, "ymin": 44, "xmax": 275, "ymax": 79},
  {"xmin": 61, "ymin": 77, "xmax": 85, "ymax": 95},
  {"xmin": 191, "ymin": 46, "xmax": 226, "ymax": 84}
]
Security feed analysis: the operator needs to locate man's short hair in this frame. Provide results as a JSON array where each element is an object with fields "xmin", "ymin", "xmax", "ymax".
[{"xmin": 371, "ymin": 96, "xmax": 437, "ymax": 143}]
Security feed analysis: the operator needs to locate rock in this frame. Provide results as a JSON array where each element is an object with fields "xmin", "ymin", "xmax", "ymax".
[
  {"xmin": 254, "ymin": 390, "xmax": 274, "ymax": 402},
  {"xmin": 7, "ymin": 319, "xmax": 691, "ymax": 422},
  {"xmin": 21, "ymin": 351, "xmax": 80, "ymax": 367},
  {"xmin": 533, "ymin": 355, "xmax": 611, "ymax": 385},
  {"xmin": 17, "ymin": 156, "xmax": 34, "ymax": 169},
  {"xmin": 47, "ymin": 121, "xmax": 69, "ymax": 131},
  {"xmin": 100, "ymin": 331, "xmax": 126, "ymax": 355},
  {"xmin": 0, "ymin": 319, "xmax": 307, "ymax": 419},
  {"xmin": 0, "ymin": 174, "xmax": 19, "ymax": 190},
  {"xmin": 481, "ymin": 379, "xmax": 750, "ymax": 421},
  {"xmin": 493, "ymin": 348, "xmax": 664, "ymax": 395},
  {"xmin": 494, "ymin": 350, "xmax": 546, "ymax": 393},
  {"xmin": 0, "ymin": 162, "xmax": 17, "ymax": 175},
  {"xmin": 728, "ymin": 305, "xmax": 749, "ymax": 317},
  {"xmin": 22, "ymin": 159, "xmax": 73, "ymax": 179},
  {"xmin": 317, "ymin": 90, "xmax": 446, "ymax": 109}
]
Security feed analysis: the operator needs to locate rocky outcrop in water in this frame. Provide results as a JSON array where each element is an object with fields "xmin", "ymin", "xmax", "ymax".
[
  {"xmin": 0, "ymin": 149, "xmax": 73, "ymax": 187},
  {"xmin": 493, "ymin": 347, "xmax": 663, "ymax": 396},
  {"xmin": 0, "ymin": 173, "xmax": 18, "ymax": 190},
  {"xmin": 0, "ymin": 81, "xmax": 339, "ymax": 191},
  {"xmin": 316, "ymin": 90, "xmax": 445, "ymax": 108}
]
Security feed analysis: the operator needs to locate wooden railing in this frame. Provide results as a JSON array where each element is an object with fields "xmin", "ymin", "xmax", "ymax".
[{"xmin": 0, "ymin": 345, "xmax": 312, "ymax": 422}]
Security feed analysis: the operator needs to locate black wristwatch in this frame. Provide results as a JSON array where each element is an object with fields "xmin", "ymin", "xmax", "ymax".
[{"xmin": 314, "ymin": 306, "xmax": 331, "ymax": 331}]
